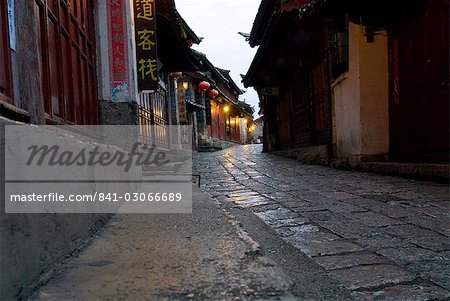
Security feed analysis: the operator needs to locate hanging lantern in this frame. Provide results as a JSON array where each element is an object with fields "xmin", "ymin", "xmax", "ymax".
[
  {"xmin": 170, "ymin": 72, "xmax": 183, "ymax": 78},
  {"xmin": 187, "ymin": 39, "xmax": 194, "ymax": 47},
  {"xmin": 208, "ymin": 89, "xmax": 219, "ymax": 98},
  {"xmin": 198, "ymin": 81, "xmax": 211, "ymax": 91}
]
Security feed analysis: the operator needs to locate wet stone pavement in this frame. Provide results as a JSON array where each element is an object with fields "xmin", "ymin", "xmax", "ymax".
[{"xmin": 193, "ymin": 144, "xmax": 450, "ymax": 300}]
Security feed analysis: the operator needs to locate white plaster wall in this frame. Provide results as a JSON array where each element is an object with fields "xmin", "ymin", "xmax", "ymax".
[
  {"xmin": 95, "ymin": 1, "xmax": 111, "ymax": 101},
  {"xmin": 333, "ymin": 22, "xmax": 389, "ymax": 163},
  {"xmin": 332, "ymin": 22, "xmax": 362, "ymax": 158},
  {"xmin": 95, "ymin": 0, "xmax": 137, "ymax": 102},
  {"xmin": 127, "ymin": 0, "xmax": 138, "ymax": 102}
]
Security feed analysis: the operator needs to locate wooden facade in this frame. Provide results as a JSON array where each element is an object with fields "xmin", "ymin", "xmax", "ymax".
[
  {"xmin": 245, "ymin": 0, "xmax": 449, "ymax": 165},
  {"xmin": 244, "ymin": 3, "xmax": 332, "ymax": 158},
  {"xmin": 388, "ymin": 0, "xmax": 449, "ymax": 162},
  {"xmin": 208, "ymin": 99, "xmax": 244, "ymax": 144},
  {"xmin": 188, "ymin": 50, "xmax": 252, "ymax": 145},
  {"xmin": 0, "ymin": 0, "xmax": 98, "ymax": 125},
  {"xmin": 209, "ymin": 100, "xmax": 226, "ymax": 141},
  {"xmin": 36, "ymin": 0, "xmax": 98, "ymax": 124},
  {"xmin": 134, "ymin": 0, "xmax": 202, "ymax": 148},
  {"xmin": 276, "ymin": 55, "xmax": 331, "ymax": 150}
]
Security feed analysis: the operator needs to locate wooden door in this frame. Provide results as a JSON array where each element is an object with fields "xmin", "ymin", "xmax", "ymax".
[
  {"xmin": 35, "ymin": 0, "xmax": 98, "ymax": 124},
  {"xmin": 389, "ymin": 0, "xmax": 449, "ymax": 162},
  {"xmin": 277, "ymin": 88, "xmax": 291, "ymax": 149},
  {"xmin": 291, "ymin": 73, "xmax": 311, "ymax": 147},
  {"xmin": 310, "ymin": 56, "xmax": 331, "ymax": 146}
]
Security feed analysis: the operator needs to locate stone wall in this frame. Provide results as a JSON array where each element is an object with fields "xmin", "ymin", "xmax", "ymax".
[
  {"xmin": 272, "ymin": 145, "xmax": 329, "ymax": 165},
  {"xmin": 0, "ymin": 117, "xmax": 141, "ymax": 300}
]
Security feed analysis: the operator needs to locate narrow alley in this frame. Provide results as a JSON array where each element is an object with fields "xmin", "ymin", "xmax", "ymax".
[
  {"xmin": 1, "ymin": 0, "xmax": 449, "ymax": 300},
  {"xmin": 30, "ymin": 144, "xmax": 449, "ymax": 301}
]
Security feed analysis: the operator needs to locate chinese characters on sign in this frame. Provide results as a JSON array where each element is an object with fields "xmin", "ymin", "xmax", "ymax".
[
  {"xmin": 109, "ymin": 0, "xmax": 130, "ymax": 102},
  {"xmin": 177, "ymin": 83, "xmax": 187, "ymax": 123},
  {"xmin": 134, "ymin": 0, "xmax": 159, "ymax": 91}
]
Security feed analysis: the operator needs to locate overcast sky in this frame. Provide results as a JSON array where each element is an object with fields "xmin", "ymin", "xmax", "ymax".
[{"xmin": 175, "ymin": 0, "xmax": 261, "ymax": 117}]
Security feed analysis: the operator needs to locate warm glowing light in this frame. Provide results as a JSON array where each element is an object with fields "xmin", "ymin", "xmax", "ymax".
[
  {"xmin": 243, "ymin": 119, "xmax": 248, "ymax": 124},
  {"xmin": 182, "ymin": 82, "xmax": 189, "ymax": 91},
  {"xmin": 223, "ymin": 105, "xmax": 230, "ymax": 113}
]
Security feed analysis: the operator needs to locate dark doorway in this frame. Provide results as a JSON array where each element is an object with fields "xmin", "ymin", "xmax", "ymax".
[{"xmin": 389, "ymin": 0, "xmax": 449, "ymax": 163}]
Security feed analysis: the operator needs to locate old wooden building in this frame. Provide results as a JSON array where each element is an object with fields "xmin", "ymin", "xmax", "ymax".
[
  {"xmin": 0, "ymin": 2, "xmax": 206, "ymax": 299},
  {"xmin": 243, "ymin": 0, "xmax": 333, "ymax": 163},
  {"xmin": 136, "ymin": 2, "xmax": 202, "ymax": 148},
  {"xmin": 187, "ymin": 50, "xmax": 255, "ymax": 147},
  {"xmin": 244, "ymin": 0, "xmax": 449, "ymax": 177},
  {"xmin": 1, "ymin": 0, "xmax": 99, "ymax": 124}
]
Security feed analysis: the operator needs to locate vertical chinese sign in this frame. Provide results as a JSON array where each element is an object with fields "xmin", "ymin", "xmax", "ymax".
[
  {"xmin": 177, "ymin": 83, "xmax": 187, "ymax": 123},
  {"xmin": 133, "ymin": 0, "xmax": 159, "ymax": 91},
  {"xmin": 109, "ymin": 0, "xmax": 130, "ymax": 102}
]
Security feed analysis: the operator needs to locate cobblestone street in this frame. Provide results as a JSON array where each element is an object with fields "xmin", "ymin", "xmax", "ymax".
[
  {"xmin": 194, "ymin": 144, "xmax": 450, "ymax": 300},
  {"xmin": 2, "ymin": 0, "xmax": 449, "ymax": 300}
]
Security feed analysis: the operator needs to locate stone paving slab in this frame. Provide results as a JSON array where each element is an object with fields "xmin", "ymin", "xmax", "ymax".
[
  {"xmin": 194, "ymin": 145, "xmax": 450, "ymax": 298},
  {"xmin": 407, "ymin": 235, "xmax": 450, "ymax": 252},
  {"xmin": 283, "ymin": 232, "xmax": 341, "ymax": 252},
  {"xmin": 314, "ymin": 252, "xmax": 387, "ymax": 270},
  {"xmin": 352, "ymin": 283, "xmax": 450, "ymax": 301},
  {"xmin": 331, "ymin": 264, "xmax": 416, "ymax": 290},
  {"xmin": 301, "ymin": 240, "xmax": 364, "ymax": 257},
  {"xmin": 406, "ymin": 261, "xmax": 450, "ymax": 291},
  {"xmin": 376, "ymin": 246, "xmax": 448, "ymax": 264},
  {"xmin": 316, "ymin": 218, "xmax": 381, "ymax": 239},
  {"xmin": 341, "ymin": 211, "xmax": 405, "ymax": 227},
  {"xmin": 343, "ymin": 197, "xmax": 415, "ymax": 218},
  {"xmin": 383, "ymin": 224, "xmax": 441, "ymax": 239},
  {"xmin": 355, "ymin": 234, "xmax": 415, "ymax": 251}
]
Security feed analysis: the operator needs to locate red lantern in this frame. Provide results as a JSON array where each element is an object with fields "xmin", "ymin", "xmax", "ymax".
[
  {"xmin": 187, "ymin": 39, "xmax": 194, "ymax": 47},
  {"xmin": 208, "ymin": 89, "xmax": 219, "ymax": 98},
  {"xmin": 198, "ymin": 81, "xmax": 211, "ymax": 91}
]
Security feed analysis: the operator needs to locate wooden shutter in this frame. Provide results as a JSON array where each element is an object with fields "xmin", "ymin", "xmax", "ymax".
[{"xmin": 35, "ymin": 0, "xmax": 98, "ymax": 124}]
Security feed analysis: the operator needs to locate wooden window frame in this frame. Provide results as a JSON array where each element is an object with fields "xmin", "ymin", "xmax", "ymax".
[
  {"xmin": 329, "ymin": 15, "xmax": 349, "ymax": 81},
  {"xmin": 0, "ymin": 1, "xmax": 13, "ymax": 102}
]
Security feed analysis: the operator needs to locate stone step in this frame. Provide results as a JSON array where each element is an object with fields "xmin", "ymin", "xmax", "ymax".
[
  {"xmin": 165, "ymin": 153, "xmax": 191, "ymax": 163},
  {"xmin": 360, "ymin": 162, "xmax": 449, "ymax": 181},
  {"xmin": 142, "ymin": 162, "xmax": 183, "ymax": 172}
]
